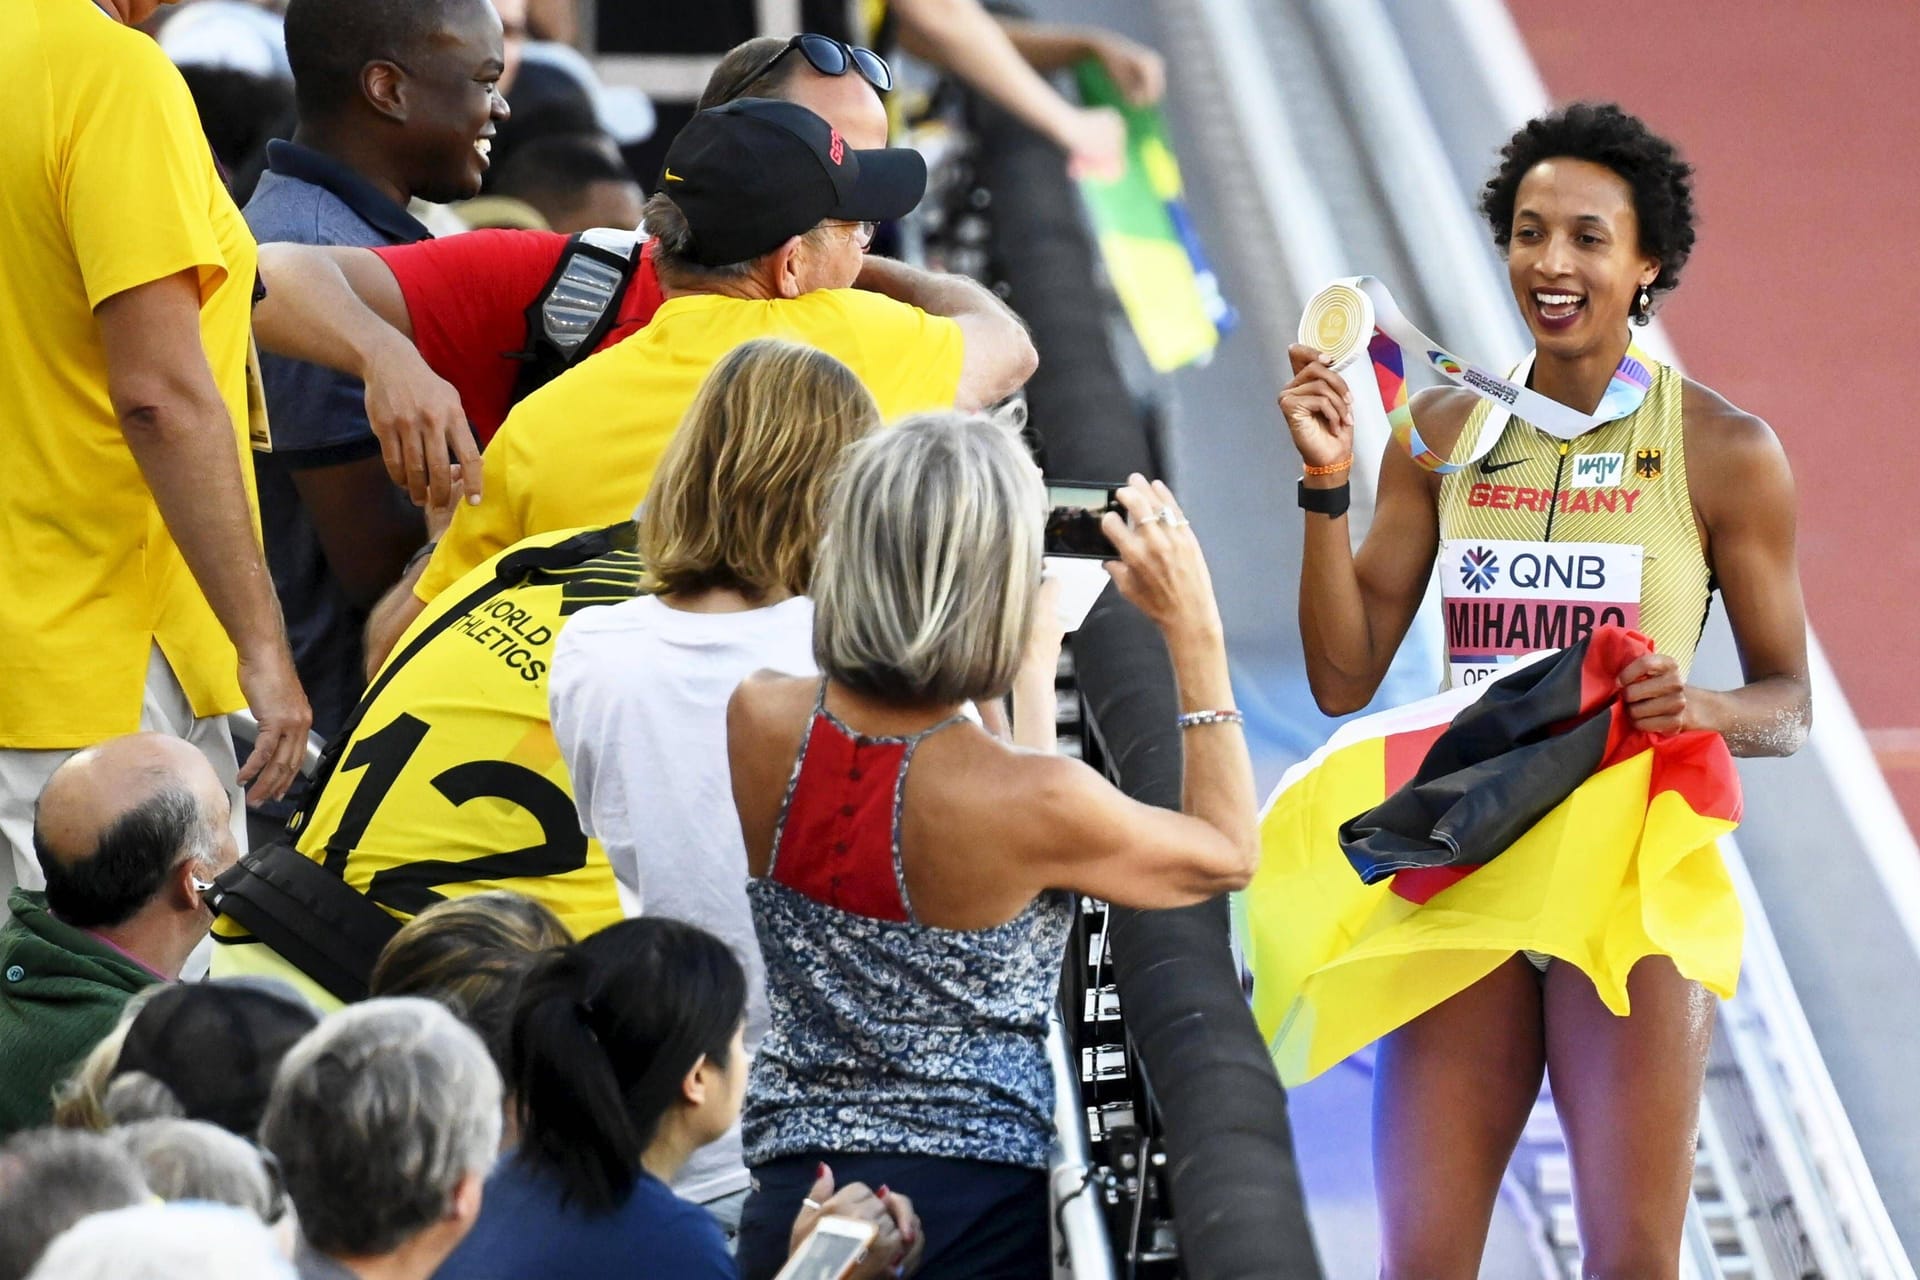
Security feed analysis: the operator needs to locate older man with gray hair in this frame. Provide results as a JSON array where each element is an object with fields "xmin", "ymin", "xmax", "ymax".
[
  {"xmin": 0, "ymin": 734, "xmax": 238, "ymax": 1136},
  {"xmin": 262, "ymin": 997, "xmax": 502, "ymax": 1280}
]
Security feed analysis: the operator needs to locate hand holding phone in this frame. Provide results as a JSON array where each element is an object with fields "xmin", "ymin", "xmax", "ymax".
[
  {"xmin": 1043, "ymin": 481, "xmax": 1126, "ymax": 559},
  {"xmin": 784, "ymin": 1164, "xmax": 917, "ymax": 1279},
  {"xmin": 774, "ymin": 1216, "xmax": 879, "ymax": 1280},
  {"xmin": 1100, "ymin": 474, "xmax": 1223, "ymax": 640}
]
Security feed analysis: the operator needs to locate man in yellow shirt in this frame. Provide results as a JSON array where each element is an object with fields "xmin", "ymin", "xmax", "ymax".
[
  {"xmin": 0, "ymin": 0, "xmax": 311, "ymax": 915},
  {"xmin": 365, "ymin": 97, "xmax": 1036, "ymax": 666}
]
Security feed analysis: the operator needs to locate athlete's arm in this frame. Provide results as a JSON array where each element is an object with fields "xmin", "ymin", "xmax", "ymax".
[
  {"xmin": 1618, "ymin": 389, "xmax": 1811, "ymax": 756},
  {"xmin": 254, "ymin": 243, "xmax": 480, "ymax": 509},
  {"xmin": 1283, "ymin": 346, "xmax": 1455, "ymax": 714},
  {"xmin": 851, "ymin": 255, "xmax": 1037, "ymax": 409}
]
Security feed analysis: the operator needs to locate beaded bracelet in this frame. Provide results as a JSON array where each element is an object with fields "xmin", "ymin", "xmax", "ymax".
[
  {"xmin": 1302, "ymin": 455, "xmax": 1354, "ymax": 476},
  {"xmin": 1176, "ymin": 709, "xmax": 1246, "ymax": 730}
]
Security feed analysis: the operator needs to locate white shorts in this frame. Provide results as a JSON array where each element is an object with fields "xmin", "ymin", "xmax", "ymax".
[{"xmin": 0, "ymin": 645, "xmax": 247, "ymax": 926}]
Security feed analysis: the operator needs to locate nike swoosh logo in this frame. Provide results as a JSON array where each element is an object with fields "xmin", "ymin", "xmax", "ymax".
[
  {"xmin": 663, "ymin": 168, "xmax": 683, "ymax": 182},
  {"xmin": 1480, "ymin": 458, "xmax": 1527, "ymax": 475}
]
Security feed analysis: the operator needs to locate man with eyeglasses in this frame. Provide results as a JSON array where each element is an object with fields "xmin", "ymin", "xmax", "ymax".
[
  {"xmin": 362, "ymin": 96, "xmax": 1036, "ymax": 665},
  {"xmin": 248, "ymin": 32, "xmax": 904, "ymax": 503}
]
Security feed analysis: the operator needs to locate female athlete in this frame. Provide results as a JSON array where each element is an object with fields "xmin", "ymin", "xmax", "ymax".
[{"xmin": 1278, "ymin": 103, "xmax": 1811, "ymax": 1277}]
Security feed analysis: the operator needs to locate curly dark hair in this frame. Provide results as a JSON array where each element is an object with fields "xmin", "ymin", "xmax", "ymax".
[{"xmin": 1480, "ymin": 102, "xmax": 1696, "ymax": 300}]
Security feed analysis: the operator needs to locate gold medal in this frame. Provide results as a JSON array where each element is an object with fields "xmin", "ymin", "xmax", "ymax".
[{"xmin": 1298, "ymin": 282, "xmax": 1374, "ymax": 369}]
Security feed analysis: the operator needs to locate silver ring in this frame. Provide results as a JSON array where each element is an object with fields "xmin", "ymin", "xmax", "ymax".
[
  {"xmin": 802, "ymin": 1197, "xmax": 825, "ymax": 1212},
  {"xmin": 1166, "ymin": 514, "xmax": 1190, "ymax": 529},
  {"xmin": 1150, "ymin": 506, "xmax": 1173, "ymax": 524}
]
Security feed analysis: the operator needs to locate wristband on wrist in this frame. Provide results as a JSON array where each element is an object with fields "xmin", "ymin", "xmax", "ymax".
[
  {"xmin": 1176, "ymin": 709, "xmax": 1245, "ymax": 730},
  {"xmin": 1302, "ymin": 455, "xmax": 1353, "ymax": 476},
  {"xmin": 1296, "ymin": 480, "xmax": 1351, "ymax": 518},
  {"xmin": 404, "ymin": 539, "xmax": 439, "ymax": 576}
]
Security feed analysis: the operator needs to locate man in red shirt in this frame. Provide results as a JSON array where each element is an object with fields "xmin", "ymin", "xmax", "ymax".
[{"xmin": 251, "ymin": 35, "xmax": 892, "ymax": 471}]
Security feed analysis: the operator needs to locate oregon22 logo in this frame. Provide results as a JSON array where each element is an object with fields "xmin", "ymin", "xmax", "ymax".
[{"xmin": 1459, "ymin": 545, "xmax": 1499, "ymax": 593}]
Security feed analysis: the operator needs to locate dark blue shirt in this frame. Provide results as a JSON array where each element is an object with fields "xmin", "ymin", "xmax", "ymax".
[
  {"xmin": 434, "ymin": 1156, "xmax": 735, "ymax": 1280},
  {"xmin": 243, "ymin": 141, "xmax": 430, "ymax": 739}
]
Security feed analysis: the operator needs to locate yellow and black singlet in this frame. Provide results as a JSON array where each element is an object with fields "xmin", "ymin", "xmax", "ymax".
[
  {"xmin": 1434, "ymin": 358, "xmax": 1711, "ymax": 689},
  {"xmin": 212, "ymin": 523, "xmax": 644, "ymax": 997}
]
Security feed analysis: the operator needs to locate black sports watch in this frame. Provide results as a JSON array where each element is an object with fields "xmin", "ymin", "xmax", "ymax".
[{"xmin": 1297, "ymin": 479, "xmax": 1351, "ymax": 518}]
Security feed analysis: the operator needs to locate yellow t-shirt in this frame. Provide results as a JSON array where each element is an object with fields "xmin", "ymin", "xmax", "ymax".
[
  {"xmin": 215, "ymin": 524, "xmax": 643, "ymax": 962},
  {"xmin": 416, "ymin": 288, "xmax": 964, "ymax": 601},
  {"xmin": 0, "ymin": 0, "xmax": 259, "ymax": 748}
]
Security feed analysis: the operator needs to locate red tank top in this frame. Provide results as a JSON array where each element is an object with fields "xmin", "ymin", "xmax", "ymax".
[{"xmin": 768, "ymin": 681, "xmax": 969, "ymax": 923}]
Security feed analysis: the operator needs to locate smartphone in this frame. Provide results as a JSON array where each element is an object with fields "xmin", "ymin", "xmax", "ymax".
[
  {"xmin": 1044, "ymin": 481, "xmax": 1125, "ymax": 559},
  {"xmin": 773, "ymin": 1216, "xmax": 879, "ymax": 1280}
]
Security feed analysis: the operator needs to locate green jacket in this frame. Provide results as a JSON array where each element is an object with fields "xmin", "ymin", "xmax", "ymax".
[{"xmin": 0, "ymin": 888, "xmax": 162, "ymax": 1137}]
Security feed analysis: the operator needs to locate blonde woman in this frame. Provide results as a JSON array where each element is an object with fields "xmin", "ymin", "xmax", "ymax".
[
  {"xmin": 726, "ymin": 410, "xmax": 1259, "ymax": 1279},
  {"xmin": 548, "ymin": 336, "xmax": 885, "ymax": 1230}
]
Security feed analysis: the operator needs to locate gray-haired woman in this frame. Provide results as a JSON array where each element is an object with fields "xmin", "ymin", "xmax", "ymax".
[{"xmin": 727, "ymin": 409, "xmax": 1258, "ymax": 1279}]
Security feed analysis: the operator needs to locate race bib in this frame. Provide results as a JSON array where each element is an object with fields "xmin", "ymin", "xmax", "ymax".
[{"xmin": 1439, "ymin": 539, "xmax": 1643, "ymax": 687}]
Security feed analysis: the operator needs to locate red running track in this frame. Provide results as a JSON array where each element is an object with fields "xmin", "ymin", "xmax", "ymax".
[{"xmin": 1507, "ymin": 0, "xmax": 1920, "ymax": 827}]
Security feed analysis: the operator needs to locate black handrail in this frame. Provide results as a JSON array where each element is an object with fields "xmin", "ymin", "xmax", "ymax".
[{"xmin": 964, "ymin": 65, "xmax": 1327, "ymax": 1280}]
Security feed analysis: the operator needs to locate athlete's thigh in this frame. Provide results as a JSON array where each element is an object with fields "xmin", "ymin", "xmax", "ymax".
[
  {"xmin": 1543, "ymin": 955, "xmax": 1714, "ymax": 1279},
  {"xmin": 1374, "ymin": 954, "xmax": 1546, "ymax": 1280}
]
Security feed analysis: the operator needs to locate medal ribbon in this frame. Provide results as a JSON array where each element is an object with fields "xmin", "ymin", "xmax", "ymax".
[{"xmin": 1300, "ymin": 276, "xmax": 1655, "ymax": 474}]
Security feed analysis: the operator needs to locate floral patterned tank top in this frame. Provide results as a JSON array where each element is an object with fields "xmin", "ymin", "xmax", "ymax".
[{"xmin": 742, "ymin": 682, "xmax": 1074, "ymax": 1170}]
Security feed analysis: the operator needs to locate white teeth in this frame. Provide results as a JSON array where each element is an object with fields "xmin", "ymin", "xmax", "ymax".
[
  {"xmin": 475, "ymin": 139, "xmax": 491, "ymax": 158},
  {"xmin": 1534, "ymin": 291, "xmax": 1581, "ymax": 306}
]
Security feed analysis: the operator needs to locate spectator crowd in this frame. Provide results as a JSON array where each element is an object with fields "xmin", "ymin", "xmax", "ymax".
[{"xmin": 1, "ymin": 0, "xmax": 1215, "ymax": 1278}]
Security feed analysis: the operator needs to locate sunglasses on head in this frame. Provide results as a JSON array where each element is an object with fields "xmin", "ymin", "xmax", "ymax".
[{"xmin": 737, "ymin": 33, "xmax": 894, "ymax": 99}]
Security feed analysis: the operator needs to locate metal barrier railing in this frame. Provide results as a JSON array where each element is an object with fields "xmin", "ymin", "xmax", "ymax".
[{"xmin": 934, "ymin": 39, "xmax": 1325, "ymax": 1275}]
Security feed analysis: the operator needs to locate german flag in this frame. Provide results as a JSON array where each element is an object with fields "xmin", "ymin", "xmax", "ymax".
[{"xmin": 1233, "ymin": 626, "xmax": 1743, "ymax": 1086}]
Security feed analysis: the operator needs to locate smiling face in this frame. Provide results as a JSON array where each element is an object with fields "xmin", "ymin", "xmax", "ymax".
[
  {"xmin": 399, "ymin": 0, "xmax": 511, "ymax": 203},
  {"xmin": 1506, "ymin": 158, "xmax": 1662, "ymax": 357}
]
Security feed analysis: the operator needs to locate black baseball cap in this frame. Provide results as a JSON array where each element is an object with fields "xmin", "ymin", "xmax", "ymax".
[
  {"xmin": 659, "ymin": 98, "xmax": 927, "ymax": 267},
  {"xmin": 111, "ymin": 978, "xmax": 320, "ymax": 1138}
]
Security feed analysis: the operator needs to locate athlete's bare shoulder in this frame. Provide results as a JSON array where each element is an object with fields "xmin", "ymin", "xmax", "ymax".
[
  {"xmin": 1404, "ymin": 386, "xmax": 1483, "ymax": 459},
  {"xmin": 1681, "ymin": 377, "xmax": 1787, "ymax": 466},
  {"xmin": 1679, "ymin": 377, "xmax": 1794, "ymax": 525}
]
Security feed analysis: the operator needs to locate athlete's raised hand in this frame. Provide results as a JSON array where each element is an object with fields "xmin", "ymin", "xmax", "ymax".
[{"xmin": 1278, "ymin": 343, "xmax": 1357, "ymax": 470}]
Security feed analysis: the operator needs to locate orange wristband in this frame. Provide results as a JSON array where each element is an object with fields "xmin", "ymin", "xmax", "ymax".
[{"xmin": 1302, "ymin": 455, "xmax": 1354, "ymax": 477}]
